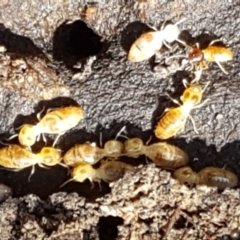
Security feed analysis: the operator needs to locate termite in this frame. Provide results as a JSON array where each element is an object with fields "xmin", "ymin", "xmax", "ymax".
[
  {"xmin": 128, "ymin": 18, "xmax": 186, "ymax": 62},
  {"xmin": 155, "ymin": 80, "xmax": 209, "ymax": 139},
  {"xmin": 173, "ymin": 166, "xmax": 238, "ymax": 189},
  {"xmin": 188, "ymin": 40, "xmax": 233, "ymax": 74},
  {"xmin": 168, "ymin": 39, "xmax": 233, "ymax": 76},
  {"xmin": 63, "ymin": 140, "xmax": 124, "ymax": 167},
  {"xmin": 0, "ymin": 145, "xmax": 63, "ymax": 180},
  {"xmin": 60, "ymin": 160, "xmax": 136, "ymax": 187},
  {"xmin": 124, "ymin": 138, "xmax": 188, "ymax": 168},
  {"xmin": 17, "ymin": 106, "xmax": 84, "ymax": 148}
]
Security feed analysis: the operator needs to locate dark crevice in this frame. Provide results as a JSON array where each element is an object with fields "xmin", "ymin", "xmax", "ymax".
[
  {"xmin": 0, "ymin": 23, "xmax": 43, "ymax": 56},
  {"xmin": 53, "ymin": 20, "xmax": 102, "ymax": 68},
  {"xmin": 97, "ymin": 216, "xmax": 124, "ymax": 240}
]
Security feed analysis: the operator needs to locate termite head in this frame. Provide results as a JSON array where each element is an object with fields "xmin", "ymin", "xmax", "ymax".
[
  {"xmin": 188, "ymin": 48, "xmax": 204, "ymax": 63},
  {"xmin": 18, "ymin": 124, "xmax": 37, "ymax": 147},
  {"xmin": 161, "ymin": 18, "xmax": 186, "ymax": 44},
  {"xmin": 71, "ymin": 163, "xmax": 95, "ymax": 183},
  {"xmin": 40, "ymin": 147, "xmax": 62, "ymax": 166},
  {"xmin": 124, "ymin": 138, "xmax": 144, "ymax": 157},
  {"xmin": 104, "ymin": 140, "xmax": 124, "ymax": 157},
  {"xmin": 162, "ymin": 23, "xmax": 180, "ymax": 43},
  {"xmin": 181, "ymin": 84, "xmax": 203, "ymax": 105},
  {"xmin": 173, "ymin": 166, "xmax": 195, "ymax": 184}
]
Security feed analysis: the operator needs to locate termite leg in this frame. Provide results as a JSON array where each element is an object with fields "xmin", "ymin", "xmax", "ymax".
[
  {"xmin": 46, "ymin": 107, "xmax": 60, "ymax": 113},
  {"xmin": 115, "ymin": 126, "xmax": 128, "ymax": 140},
  {"xmin": 157, "ymin": 108, "xmax": 170, "ymax": 121},
  {"xmin": 36, "ymin": 106, "xmax": 45, "ymax": 120},
  {"xmin": 176, "ymin": 38, "xmax": 188, "ymax": 47},
  {"xmin": 42, "ymin": 133, "xmax": 47, "ymax": 145},
  {"xmin": 58, "ymin": 162, "xmax": 70, "ymax": 175},
  {"xmin": 97, "ymin": 181, "xmax": 102, "ymax": 191},
  {"xmin": 5, "ymin": 134, "xmax": 18, "ymax": 141},
  {"xmin": 163, "ymin": 40, "xmax": 172, "ymax": 49},
  {"xmin": 52, "ymin": 133, "xmax": 64, "ymax": 147},
  {"xmin": 175, "ymin": 17, "xmax": 186, "ymax": 26},
  {"xmin": 90, "ymin": 180, "xmax": 95, "ymax": 189},
  {"xmin": 191, "ymin": 70, "xmax": 203, "ymax": 83},
  {"xmin": 216, "ymin": 61, "xmax": 228, "ymax": 74},
  {"xmin": 202, "ymin": 81, "xmax": 211, "ymax": 93},
  {"xmin": 36, "ymin": 134, "xmax": 41, "ymax": 142},
  {"xmin": 15, "ymin": 124, "xmax": 25, "ymax": 130},
  {"xmin": 160, "ymin": 20, "xmax": 167, "ymax": 31},
  {"xmin": 182, "ymin": 79, "xmax": 189, "ymax": 88},
  {"xmin": 99, "ymin": 131, "xmax": 103, "ymax": 148},
  {"xmin": 193, "ymin": 98, "xmax": 210, "ymax": 109},
  {"xmin": 165, "ymin": 93, "xmax": 181, "ymax": 106},
  {"xmin": 189, "ymin": 114, "xmax": 198, "ymax": 134},
  {"xmin": 0, "ymin": 140, "xmax": 9, "ymax": 146},
  {"xmin": 38, "ymin": 163, "xmax": 50, "ymax": 169},
  {"xmin": 146, "ymin": 23, "xmax": 158, "ymax": 31},
  {"xmin": 209, "ymin": 39, "xmax": 222, "ymax": 46},
  {"xmin": 59, "ymin": 178, "xmax": 74, "ymax": 188},
  {"xmin": 28, "ymin": 165, "xmax": 35, "ymax": 182}
]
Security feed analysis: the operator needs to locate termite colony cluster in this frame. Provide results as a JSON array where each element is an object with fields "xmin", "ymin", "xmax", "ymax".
[
  {"xmin": 0, "ymin": 18, "xmax": 236, "ymax": 196},
  {"xmin": 0, "ymin": 100, "xmax": 238, "ymax": 192},
  {"xmin": 126, "ymin": 17, "xmax": 236, "ymax": 189}
]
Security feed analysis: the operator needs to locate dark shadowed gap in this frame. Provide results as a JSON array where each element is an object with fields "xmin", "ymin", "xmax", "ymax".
[
  {"xmin": 97, "ymin": 216, "xmax": 124, "ymax": 240},
  {"xmin": 53, "ymin": 20, "xmax": 102, "ymax": 68},
  {"xmin": 0, "ymin": 23, "xmax": 43, "ymax": 56}
]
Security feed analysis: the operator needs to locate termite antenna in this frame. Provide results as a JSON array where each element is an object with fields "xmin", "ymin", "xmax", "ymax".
[
  {"xmin": 5, "ymin": 133, "xmax": 18, "ymax": 141},
  {"xmin": 90, "ymin": 180, "xmax": 95, "ymax": 189},
  {"xmin": 97, "ymin": 180, "xmax": 102, "ymax": 191},
  {"xmin": 115, "ymin": 126, "xmax": 128, "ymax": 140},
  {"xmin": 28, "ymin": 165, "xmax": 35, "ymax": 182},
  {"xmin": 202, "ymin": 81, "xmax": 211, "ymax": 93},
  {"xmin": 100, "ymin": 131, "xmax": 103, "ymax": 148},
  {"xmin": 165, "ymin": 54, "xmax": 186, "ymax": 65},
  {"xmin": 146, "ymin": 135, "xmax": 152, "ymax": 145},
  {"xmin": 182, "ymin": 79, "xmax": 189, "ymax": 88},
  {"xmin": 175, "ymin": 17, "xmax": 186, "ymax": 26},
  {"xmin": 145, "ymin": 135, "xmax": 153, "ymax": 164},
  {"xmin": 58, "ymin": 162, "xmax": 70, "ymax": 175},
  {"xmin": 59, "ymin": 178, "xmax": 74, "ymax": 188},
  {"xmin": 0, "ymin": 139, "xmax": 9, "ymax": 146},
  {"xmin": 15, "ymin": 124, "xmax": 25, "ymax": 130},
  {"xmin": 216, "ymin": 61, "xmax": 228, "ymax": 74},
  {"xmin": 36, "ymin": 106, "xmax": 46, "ymax": 120},
  {"xmin": 176, "ymin": 38, "xmax": 189, "ymax": 47},
  {"xmin": 52, "ymin": 133, "xmax": 64, "ymax": 147}
]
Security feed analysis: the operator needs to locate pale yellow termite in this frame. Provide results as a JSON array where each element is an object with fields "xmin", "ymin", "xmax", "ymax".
[
  {"xmin": 173, "ymin": 166, "xmax": 238, "ymax": 189},
  {"xmin": 17, "ymin": 106, "xmax": 84, "ymax": 148},
  {"xmin": 124, "ymin": 138, "xmax": 188, "ymax": 168},
  {"xmin": 63, "ymin": 140, "xmax": 124, "ymax": 167},
  {"xmin": 188, "ymin": 40, "xmax": 233, "ymax": 74},
  {"xmin": 128, "ymin": 18, "xmax": 186, "ymax": 62},
  {"xmin": 0, "ymin": 145, "xmax": 63, "ymax": 180},
  {"xmin": 60, "ymin": 160, "xmax": 136, "ymax": 187},
  {"xmin": 155, "ymin": 80, "xmax": 209, "ymax": 140}
]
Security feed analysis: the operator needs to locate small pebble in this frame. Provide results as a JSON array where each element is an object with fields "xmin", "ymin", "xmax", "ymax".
[{"xmin": 0, "ymin": 184, "xmax": 12, "ymax": 202}]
